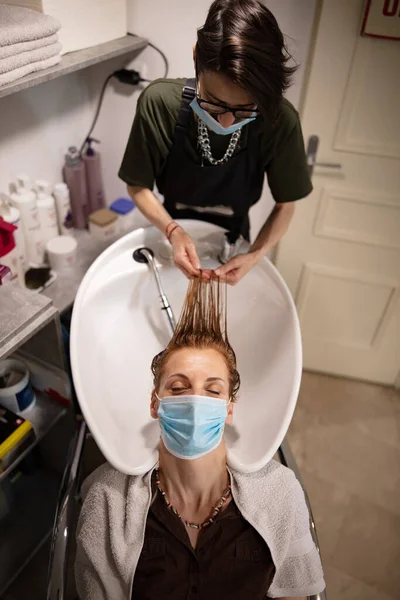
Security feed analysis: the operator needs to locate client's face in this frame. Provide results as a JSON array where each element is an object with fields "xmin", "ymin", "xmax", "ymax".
[{"xmin": 151, "ymin": 348, "xmax": 233, "ymax": 424}]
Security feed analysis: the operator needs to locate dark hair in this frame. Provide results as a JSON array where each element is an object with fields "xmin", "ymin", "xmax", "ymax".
[
  {"xmin": 151, "ymin": 278, "xmax": 240, "ymax": 401},
  {"xmin": 196, "ymin": 0, "xmax": 296, "ymax": 121}
]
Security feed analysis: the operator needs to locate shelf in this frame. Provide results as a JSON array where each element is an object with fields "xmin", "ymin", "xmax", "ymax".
[
  {"xmin": 0, "ymin": 392, "xmax": 67, "ymax": 483},
  {"xmin": 0, "ymin": 34, "xmax": 148, "ymax": 99},
  {"xmin": 0, "ymin": 285, "xmax": 57, "ymax": 361}
]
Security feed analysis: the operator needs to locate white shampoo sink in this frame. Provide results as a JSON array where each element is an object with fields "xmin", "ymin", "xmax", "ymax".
[{"xmin": 70, "ymin": 221, "xmax": 302, "ymax": 475}]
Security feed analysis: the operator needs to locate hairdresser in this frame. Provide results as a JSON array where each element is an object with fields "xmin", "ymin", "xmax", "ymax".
[{"xmin": 119, "ymin": 0, "xmax": 312, "ymax": 285}]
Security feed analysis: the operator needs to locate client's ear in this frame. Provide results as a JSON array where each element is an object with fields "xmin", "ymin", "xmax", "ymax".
[
  {"xmin": 226, "ymin": 400, "xmax": 234, "ymax": 425},
  {"xmin": 150, "ymin": 390, "xmax": 159, "ymax": 420}
]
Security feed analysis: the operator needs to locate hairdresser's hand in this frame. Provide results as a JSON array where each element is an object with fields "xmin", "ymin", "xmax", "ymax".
[
  {"xmin": 170, "ymin": 227, "xmax": 209, "ymax": 280},
  {"xmin": 214, "ymin": 250, "xmax": 262, "ymax": 285}
]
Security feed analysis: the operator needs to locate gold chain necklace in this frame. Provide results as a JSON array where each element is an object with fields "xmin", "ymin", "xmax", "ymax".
[{"xmin": 155, "ymin": 469, "xmax": 231, "ymax": 530}]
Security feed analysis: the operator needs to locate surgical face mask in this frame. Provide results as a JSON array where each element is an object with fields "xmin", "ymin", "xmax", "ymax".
[
  {"xmin": 190, "ymin": 97, "xmax": 256, "ymax": 136},
  {"xmin": 156, "ymin": 394, "xmax": 229, "ymax": 460}
]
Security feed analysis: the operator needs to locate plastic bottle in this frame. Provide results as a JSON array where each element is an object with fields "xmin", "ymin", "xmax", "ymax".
[
  {"xmin": 53, "ymin": 182, "xmax": 74, "ymax": 236},
  {"xmin": 0, "ymin": 193, "xmax": 27, "ymax": 270},
  {"xmin": 63, "ymin": 147, "xmax": 89, "ymax": 229},
  {"xmin": 35, "ymin": 180, "xmax": 59, "ymax": 245},
  {"xmin": 0, "ymin": 218, "xmax": 24, "ymax": 286},
  {"xmin": 9, "ymin": 177, "xmax": 44, "ymax": 266},
  {"xmin": 83, "ymin": 138, "xmax": 105, "ymax": 212}
]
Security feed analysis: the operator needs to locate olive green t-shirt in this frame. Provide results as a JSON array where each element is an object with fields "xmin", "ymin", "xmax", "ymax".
[{"xmin": 119, "ymin": 78, "xmax": 312, "ymax": 204}]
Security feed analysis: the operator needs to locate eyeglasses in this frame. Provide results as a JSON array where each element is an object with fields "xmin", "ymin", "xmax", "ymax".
[{"xmin": 196, "ymin": 95, "xmax": 259, "ymax": 120}]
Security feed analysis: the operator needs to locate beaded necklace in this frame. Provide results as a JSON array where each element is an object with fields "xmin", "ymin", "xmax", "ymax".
[{"xmin": 155, "ymin": 469, "xmax": 231, "ymax": 530}]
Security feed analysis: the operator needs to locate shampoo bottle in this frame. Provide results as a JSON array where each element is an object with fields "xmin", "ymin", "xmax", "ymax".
[
  {"xmin": 83, "ymin": 137, "xmax": 105, "ymax": 212},
  {"xmin": 63, "ymin": 147, "xmax": 89, "ymax": 229},
  {"xmin": 9, "ymin": 177, "xmax": 44, "ymax": 266},
  {"xmin": 35, "ymin": 180, "xmax": 59, "ymax": 245},
  {"xmin": 53, "ymin": 182, "xmax": 74, "ymax": 236}
]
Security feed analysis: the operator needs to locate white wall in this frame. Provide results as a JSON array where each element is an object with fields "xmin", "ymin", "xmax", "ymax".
[
  {"xmin": 0, "ymin": 0, "xmax": 316, "ymax": 240},
  {"xmin": 0, "ymin": 72, "xmax": 93, "ymax": 192}
]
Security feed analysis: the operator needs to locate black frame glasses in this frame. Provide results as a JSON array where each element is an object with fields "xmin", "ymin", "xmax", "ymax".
[{"xmin": 196, "ymin": 95, "xmax": 260, "ymax": 120}]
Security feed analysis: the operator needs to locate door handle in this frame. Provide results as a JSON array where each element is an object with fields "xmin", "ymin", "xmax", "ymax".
[
  {"xmin": 313, "ymin": 161, "xmax": 342, "ymax": 168},
  {"xmin": 306, "ymin": 135, "xmax": 342, "ymax": 175}
]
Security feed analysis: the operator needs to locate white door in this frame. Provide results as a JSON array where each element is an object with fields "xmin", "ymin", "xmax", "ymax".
[{"xmin": 275, "ymin": 0, "xmax": 400, "ymax": 385}]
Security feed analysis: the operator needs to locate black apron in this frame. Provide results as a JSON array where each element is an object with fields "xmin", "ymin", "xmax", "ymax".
[{"xmin": 160, "ymin": 78, "xmax": 265, "ymax": 242}]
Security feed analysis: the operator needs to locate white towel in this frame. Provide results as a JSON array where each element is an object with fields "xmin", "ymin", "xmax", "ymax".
[
  {"xmin": 0, "ymin": 4, "xmax": 60, "ymax": 47},
  {"xmin": 0, "ymin": 40, "xmax": 61, "ymax": 74},
  {"xmin": 0, "ymin": 53, "xmax": 60, "ymax": 87},
  {"xmin": 0, "ymin": 33, "xmax": 58, "ymax": 59}
]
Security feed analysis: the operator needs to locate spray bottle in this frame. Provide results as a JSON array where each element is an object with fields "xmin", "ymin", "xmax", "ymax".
[
  {"xmin": 83, "ymin": 137, "xmax": 105, "ymax": 212},
  {"xmin": 0, "ymin": 194, "xmax": 27, "ymax": 270},
  {"xmin": 63, "ymin": 146, "xmax": 89, "ymax": 229},
  {"xmin": 0, "ymin": 218, "xmax": 24, "ymax": 285}
]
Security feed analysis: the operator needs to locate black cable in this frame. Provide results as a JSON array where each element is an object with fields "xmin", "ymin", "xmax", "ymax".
[
  {"xmin": 79, "ymin": 72, "xmax": 114, "ymax": 155},
  {"xmin": 79, "ymin": 40, "xmax": 168, "ymax": 154},
  {"xmin": 147, "ymin": 41, "xmax": 169, "ymax": 78}
]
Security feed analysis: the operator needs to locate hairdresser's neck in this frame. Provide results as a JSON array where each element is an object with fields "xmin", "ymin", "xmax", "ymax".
[{"xmin": 158, "ymin": 442, "xmax": 228, "ymax": 508}]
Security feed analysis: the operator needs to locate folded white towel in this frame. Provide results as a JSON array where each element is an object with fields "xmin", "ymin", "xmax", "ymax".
[
  {"xmin": 0, "ymin": 33, "xmax": 58, "ymax": 60},
  {"xmin": 0, "ymin": 4, "xmax": 60, "ymax": 47},
  {"xmin": 0, "ymin": 40, "xmax": 61, "ymax": 74},
  {"xmin": 0, "ymin": 53, "xmax": 60, "ymax": 87}
]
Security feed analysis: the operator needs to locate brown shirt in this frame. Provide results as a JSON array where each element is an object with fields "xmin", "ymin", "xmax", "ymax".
[{"xmin": 132, "ymin": 479, "xmax": 275, "ymax": 600}]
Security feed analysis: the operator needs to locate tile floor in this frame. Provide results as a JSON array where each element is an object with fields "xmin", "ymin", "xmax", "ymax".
[
  {"xmin": 287, "ymin": 372, "xmax": 400, "ymax": 600},
  {"xmin": 3, "ymin": 371, "xmax": 400, "ymax": 599}
]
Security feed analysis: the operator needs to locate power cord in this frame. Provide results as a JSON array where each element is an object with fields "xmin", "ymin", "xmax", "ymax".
[
  {"xmin": 79, "ymin": 40, "xmax": 169, "ymax": 155},
  {"xmin": 147, "ymin": 41, "xmax": 169, "ymax": 78}
]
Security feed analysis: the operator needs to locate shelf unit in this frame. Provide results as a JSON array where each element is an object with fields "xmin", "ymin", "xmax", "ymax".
[
  {"xmin": 0, "ymin": 32, "xmax": 149, "ymax": 596},
  {"xmin": 0, "ymin": 392, "xmax": 67, "ymax": 483},
  {"xmin": 0, "ymin": 34, "xmax": 147, "ymax": 99}
]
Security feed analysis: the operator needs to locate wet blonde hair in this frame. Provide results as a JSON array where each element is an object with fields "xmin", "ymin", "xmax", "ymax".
[{"xmin": 151, "ymin": 277, "xmax": 240, "ymax": 400}]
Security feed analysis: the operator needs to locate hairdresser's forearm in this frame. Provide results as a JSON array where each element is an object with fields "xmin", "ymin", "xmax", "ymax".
[
  {"xmin": 250, "ymin": 201, "xmax": 295, "ymax": 257},
  {"xmin": 127, "ymin": 185, "xmax": 173, "ymax": 234}
]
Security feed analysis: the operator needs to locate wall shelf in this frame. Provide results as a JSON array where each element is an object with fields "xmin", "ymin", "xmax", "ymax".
[{"xmin": 0, "ymin": 34, "xmax": 147, "ymax": 100}]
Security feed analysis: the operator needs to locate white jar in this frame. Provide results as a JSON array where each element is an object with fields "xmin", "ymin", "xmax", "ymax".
[
  {"xmin": 46, "ymin": 235, "xmax": 77, "ymax": 271},
  {"xmin": 9, "ymin": 178, "xmax": 44, "ymax": 266},
  {"xmin": 53, "ymin": 182, "xmax": 74, "ymax": 236},
  {"xmin": 0, "ymin": 195, "xmax": 27, "ymax": 270},
  {"xmin": 0, "ymin": 358, "xmax": 36, "ymax": 414},
  {"xmin": 36, "ymin": 180, "xmax": 59, "ymax": 245}
]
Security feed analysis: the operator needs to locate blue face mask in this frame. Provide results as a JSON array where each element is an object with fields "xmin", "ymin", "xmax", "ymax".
[
  {"xmin": 157, "ymin": 394, "xmax": 229, "ymax": 460},
  {"xmin": 190, "ymin": 97, "xmax": 256, "ymax": 136}
]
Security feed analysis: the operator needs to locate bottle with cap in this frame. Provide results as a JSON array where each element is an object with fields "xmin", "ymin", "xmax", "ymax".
[
  {"xmin": 63, "ymin": 146, "xmax": 89, "ymax": 229},
  {"xmin": 0, "ymin": 217, "xmax": 24, "ymax": 285},
  {"xmin": 9, "ymin": 176, "xmax": 44, "ymax": 266},
  {"xmin": 0, "ymin": 193, "xmax": 27, "ymax": 270},
  {"xmin": 53, "ymin": 182, "xmax": 74, "ymax": 236},
  {"xmin": 35, "ymin": 180, "xmax": 59, "ymax": 245},
  {"xmin": 83, "ymin": 137, "xmax": 105, "ymax": 213}
]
